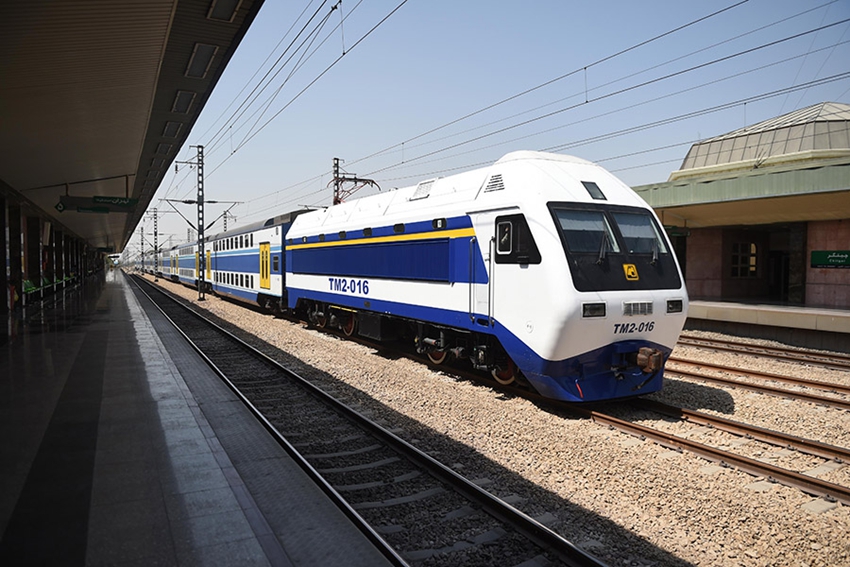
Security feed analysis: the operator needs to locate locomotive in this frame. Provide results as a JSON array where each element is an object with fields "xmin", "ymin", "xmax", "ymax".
[{"xmin": 150, "ymin": 151, "xmax": 688, "ymax": 402}]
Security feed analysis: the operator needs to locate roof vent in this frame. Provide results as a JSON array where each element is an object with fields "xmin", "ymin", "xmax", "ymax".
[
  {"xmin": 484, "ymin": 174, "xmax": 505, "ymax": 192},
  {"xmin": 410, "ymin": 179, "xmax": 435, "ymax": 201}
]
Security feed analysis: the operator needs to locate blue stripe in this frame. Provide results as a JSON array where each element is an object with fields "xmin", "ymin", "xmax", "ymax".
[
  {"xmin": 287, "ymin": 285, "xmax": 669, "ymax": 403},
  {"xmin": 292, "ymin": 239, "xmax": 451, "ymax": 281},
  {"xmin": 287, "ymin": 286, "xmax": 484, "ymax": 330},
  {"xmin": 288, "ymin": 236, "xmax": 487, "ymax": 284}
]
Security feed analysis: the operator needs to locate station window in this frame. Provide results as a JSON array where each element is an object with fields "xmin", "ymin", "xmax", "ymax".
[{"xmin": 731, "ymin": 242, "xmax": 758, "ymax": 278}]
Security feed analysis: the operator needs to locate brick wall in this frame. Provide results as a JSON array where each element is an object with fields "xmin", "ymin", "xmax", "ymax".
[
  {"xmin": 685, "ymin": 228, "xmax": 723, "ymax": 299},
  {"xmin": 806, "ymin": 220, "xmax": 850, "ymax": 308}
]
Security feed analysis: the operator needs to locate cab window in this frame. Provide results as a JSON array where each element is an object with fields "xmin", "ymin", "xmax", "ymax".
[{"xmin": 494, "ymin": 214, "xmax": 541, "ymax": 264}]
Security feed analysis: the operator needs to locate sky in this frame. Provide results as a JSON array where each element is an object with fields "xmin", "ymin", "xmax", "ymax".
[{"xmin": 137, "ymin": 0, "xmax": 850, "ymax": 251}]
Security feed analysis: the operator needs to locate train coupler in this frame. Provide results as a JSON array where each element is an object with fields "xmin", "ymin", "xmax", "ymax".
[{"xmin": 636, "ymin": 347, "xmax": 663, "ymax": 373}]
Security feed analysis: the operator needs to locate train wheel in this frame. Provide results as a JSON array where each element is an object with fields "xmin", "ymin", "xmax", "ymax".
[
  {"xmin": 491, "ymin": 358, "xmax": 517, "ymax": 385},
  {"xmin": 427, "ymin": 350, "xmax": 448, "ymax": 365},
  {"xmin": 342, "ymin": 314, "xmax": 356, "ymax": 337},
  {"xmin": 315, "ymin": 311, "xmax": 328, "ymax": 329}
]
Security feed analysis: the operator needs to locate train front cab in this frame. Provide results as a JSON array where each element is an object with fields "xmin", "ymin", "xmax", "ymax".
[{"xmin": 518, "ymin": 200, "xmax": 687, "ymax": 402}]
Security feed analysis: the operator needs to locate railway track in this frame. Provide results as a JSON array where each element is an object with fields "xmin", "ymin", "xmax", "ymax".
[
  {"xmin": 629, "ymin": 398, "xmax": 850, "ymax": 464},
  {"xmin": 503, "ymin": 391, "xmax": 850, "ymax": 506},
  {"xmin": 664, "ymin": 359, "xmax": 850, "ymax": 411},
  {"xmin": 281, "ymin": 302, "xmax": 850, "ymax": 505},
  {"xmin": 130, "ymin": 275, "xmax": 605, "ymax": 567},
  {"xmin": 677, "ymin": 333, "xmax": 850, "ymax": 371},
  {"xmin": 404, "ymin": 358, "xmax": 850, "ymax": 506},
  {"xmin": 591, "ymin": 399, "xmax": 850, "ymax": 506}
]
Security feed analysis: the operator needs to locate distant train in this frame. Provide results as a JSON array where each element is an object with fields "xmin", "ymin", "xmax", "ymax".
[{"xmin": 143, "ymin": 151, "xmax": 688, "ymax": 402}]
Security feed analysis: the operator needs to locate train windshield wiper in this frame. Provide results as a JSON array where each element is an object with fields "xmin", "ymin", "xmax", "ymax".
[
  {"xmin": 597, "ymin": 231, "xmax": 610, "ymax": 265},
  {"xmin": 651, "ymin": 238, "xmax": 658, "ymax": 266}
]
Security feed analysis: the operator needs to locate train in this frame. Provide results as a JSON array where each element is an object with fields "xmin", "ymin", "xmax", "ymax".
[{"xmin": 141, "ymin": 151, "xmax": 689, "ymax": 402}]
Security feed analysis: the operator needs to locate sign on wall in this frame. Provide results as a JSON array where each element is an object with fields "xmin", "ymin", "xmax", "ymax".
[{"xmin": 811, "ymin": 251, "xmax": 850, "ymax": 268}]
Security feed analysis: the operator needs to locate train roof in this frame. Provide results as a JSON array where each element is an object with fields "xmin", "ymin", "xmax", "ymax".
[
  {"xmin": 207, "ymin": 209, "xmax": 310, "ymax": 240},
  {"xmin": 287, "ymin": 151, "xmax": 646, "ymax": 236}
]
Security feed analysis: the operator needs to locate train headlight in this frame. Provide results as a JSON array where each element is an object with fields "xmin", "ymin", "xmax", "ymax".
[
  {"xmin": 582, "ymin": 302, "xmax": 606, "ymax": 318},
  {"xmin": 666, "ymin": 299, "xmax": 683, "ymax": 314}
]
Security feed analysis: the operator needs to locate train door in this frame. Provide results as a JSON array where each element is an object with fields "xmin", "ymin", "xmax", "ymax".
[
  {"xmin": 259, "ymin": 242, "xmax": 270, "ymax": 289},
  {"xmin": 470, "ymin": 209, "xmax": 538, "ymax": 327},
  {"xmin": 470, "ymin": 212, "xmax": 497, "ymax": 326},
  {"xmin": 206, "ymin": 251, "xmax": 212, "ymax": 280}
]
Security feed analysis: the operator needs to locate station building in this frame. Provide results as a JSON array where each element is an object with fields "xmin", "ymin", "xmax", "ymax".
[{"xmin": 636, "ymin": 101, "xmax": 850, "ymax": 311}]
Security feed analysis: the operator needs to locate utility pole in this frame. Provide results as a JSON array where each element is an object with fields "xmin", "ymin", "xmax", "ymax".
[
  {"xmin": 144, "ymin": 208, "xmax": 177, "ymax": 282},
  {"xmin": 171, "ymin": 145, "xmax": 240, "ymax": 302},
  {"xmin": 197, "ymin": 146, "xmax": 205, "ymax": 301},
  {"xmin": 153, "ymin": 207, "xmax": 159, "ymax": 281},
  {"xmin": 332, "ymin": 157, "xmax": 379, "ymax": 205}
]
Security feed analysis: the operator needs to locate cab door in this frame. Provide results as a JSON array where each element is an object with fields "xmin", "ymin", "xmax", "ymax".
[{"xmin": 259, "ymin": 242, "xmax": 271, "ymax": 289}]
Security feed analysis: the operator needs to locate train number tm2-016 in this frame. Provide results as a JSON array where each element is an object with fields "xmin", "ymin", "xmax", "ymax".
[
  {"xmin": 613, "ymin": 321, "xmax": 655, "ymax": 334},
  {"xmin": 329, "ymin": 277, "xmax": 370, "ymax": 295}
]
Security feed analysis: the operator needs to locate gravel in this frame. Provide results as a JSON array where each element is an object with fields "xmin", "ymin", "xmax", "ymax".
[{"xmin": 142, "ymin": 274, "xmax": 850, "ymax": 567}]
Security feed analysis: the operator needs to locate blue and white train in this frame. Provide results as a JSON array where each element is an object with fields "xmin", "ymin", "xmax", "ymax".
[{"xmin": 152, "ymin": 151, "xmax": 688, "ymax": 402}]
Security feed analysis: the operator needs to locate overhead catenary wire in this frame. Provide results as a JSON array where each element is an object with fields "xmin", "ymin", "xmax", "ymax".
[
  {"xmin": 161, "ymin": 1, "xmax": 848, "ymax": 236},
  {"xmin": 343, "ymin": 0, "xmax": 754, "ymax": 170},
  {"xmin": 196, "ymin": 0, "xmax": 322, "ymax": 144},
  {"xmin": 361, "ymin": 16, "xmax": 850, "ymax": 178},
  {"xmin": 355, "ymin": 0, "xmax": 842, "ymax": 162},
  {"xmin": 230, "ymin": 0, "xmax": 758, "ymax": 217},
  {"xmin": 271, "ymin": 73, "xmax": 846, "ymax": 209},
  {"xmin": 352, "ymin": 38, "xmax": 850, "ymax": 180},
  {"xmin": 160, "ymin": 0, "xmax": 332, "ymax": 204},
  {"xmin": 224, "ymin": 0, "xmax": 411, "ymax": 158},
  {"xmin": 239, "ymin": 1, "xmax": 843, "ymax": 217}
]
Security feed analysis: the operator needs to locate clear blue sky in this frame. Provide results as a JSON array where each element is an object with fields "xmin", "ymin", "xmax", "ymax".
[{"xmin": 143, "ymin": 0, "xmax": 850, "ymax": 247}]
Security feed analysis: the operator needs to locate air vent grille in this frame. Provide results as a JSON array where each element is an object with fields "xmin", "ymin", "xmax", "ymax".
[
  {"xmin": 484, "ymin": 174, "xmax": 505, "ymax": 192},
  {"xmin": 623, "ymin": 301, "xmax": 653, "ymax": 316},
  {"xmin": 410, "ymin": 179, "xmax": 435, "ymax": 201}
]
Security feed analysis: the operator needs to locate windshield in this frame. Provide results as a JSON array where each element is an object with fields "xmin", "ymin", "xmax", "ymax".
[
  {"xmin": 549, "ymin": 203, "xmax": 681, "ymax": 291},
  {"xmin": 611, "ymin": 211, "xmax": 668, "ymax": 254},
  {"xmin": 553, "ymin": 209, "xmax": 620, "ymax": 254}
]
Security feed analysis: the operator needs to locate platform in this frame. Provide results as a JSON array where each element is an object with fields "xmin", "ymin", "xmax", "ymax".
[
  {"xmin": 0, "ymin": 270, "xmax": 393, "ymax": 566},
  {"xmin": 687, "ymin": 299, "xmax": 850, "ymax": 353}
]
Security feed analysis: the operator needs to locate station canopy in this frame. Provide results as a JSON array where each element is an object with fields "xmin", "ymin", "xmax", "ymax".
[
  {"xmin": 635, "ymin": 101, "xmax": 850, "ymax": 228},
  {"xmin": 674, "ymin": 101, "xmax": 850, "ymax": 178},
  {"xmin": 0, "ymin": 0, "xmax": 264, "ymax": 253}
]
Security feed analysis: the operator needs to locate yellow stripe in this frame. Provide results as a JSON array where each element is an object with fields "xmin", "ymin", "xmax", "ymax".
[{"xmin": 286, "ymin": 227, "xmax": 476, "ymax": 251}]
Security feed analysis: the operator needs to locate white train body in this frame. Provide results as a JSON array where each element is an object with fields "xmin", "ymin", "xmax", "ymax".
[
  {"xmin": 156, "ymin": 152, "xmax": 687, "ymax": 402},
  {"xmin": 284, "ymin": 151, "xmax": 689, "ymax": 402}
]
